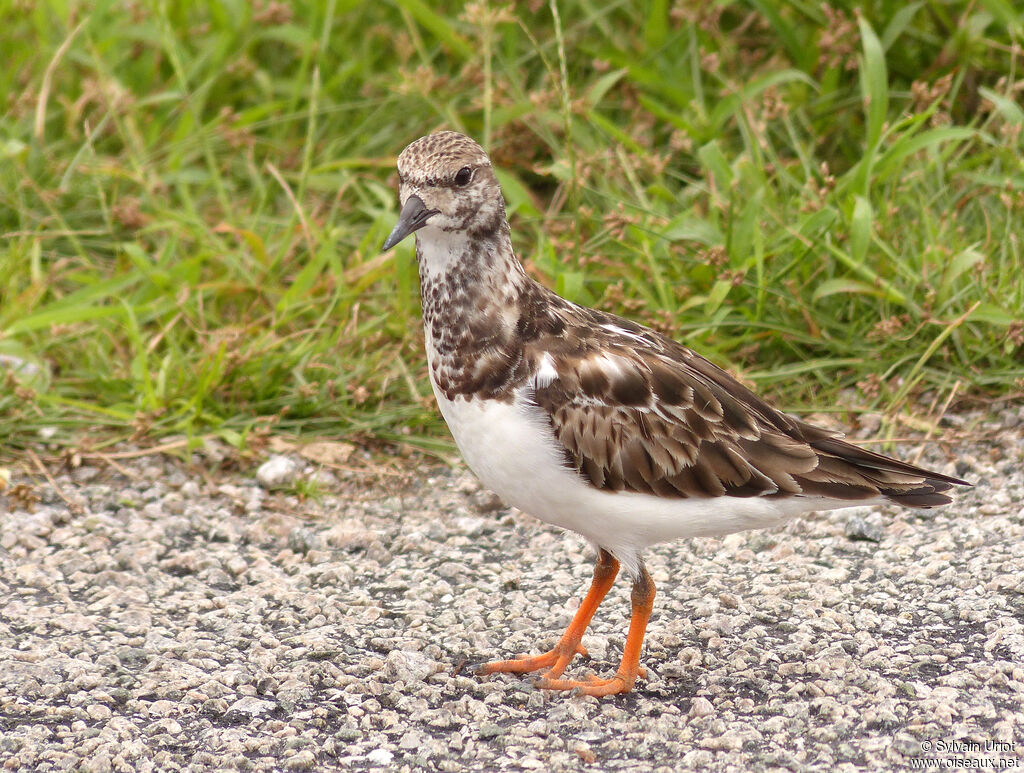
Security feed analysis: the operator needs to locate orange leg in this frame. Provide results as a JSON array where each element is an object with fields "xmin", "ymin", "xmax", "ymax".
[
  {"xmin": 537, "ymin": 565, "xmax": 656, "ymax": 696},
  {"xmin": 477, "ymin": 549, "xmax": 619, "ymax": 680}
]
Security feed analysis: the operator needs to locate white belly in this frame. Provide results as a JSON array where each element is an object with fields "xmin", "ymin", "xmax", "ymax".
[{"xmin": 430, "ymin": 384, "xmax": 850, "ymax": 574}]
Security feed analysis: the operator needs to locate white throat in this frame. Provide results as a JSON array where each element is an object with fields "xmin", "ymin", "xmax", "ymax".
[{"xmin": 413, "ymin": 225, "xmax": 475, "ymax": 282}]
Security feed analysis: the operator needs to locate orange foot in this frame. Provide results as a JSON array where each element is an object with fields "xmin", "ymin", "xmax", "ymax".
[
  {"xmin": 475, "ymin": 552, "xmax": 657, "ymax": 698},
  {"xmin": 476, "ymin": 642, "xmax": 588, "ymax": 679},
  {"xmin": 536, "ymin": 667, "xmax": 648, "ymax": 697}
]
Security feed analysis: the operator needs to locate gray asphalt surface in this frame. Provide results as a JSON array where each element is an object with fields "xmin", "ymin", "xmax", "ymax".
[{"xmin": 0, "ymin": 409, "xmax": 1021, "ymax": 771}]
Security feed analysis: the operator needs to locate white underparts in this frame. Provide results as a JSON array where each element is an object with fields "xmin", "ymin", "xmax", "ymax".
[{"xmin": 428, "ymin": 385, "xmax": 877, "ymax": 576}]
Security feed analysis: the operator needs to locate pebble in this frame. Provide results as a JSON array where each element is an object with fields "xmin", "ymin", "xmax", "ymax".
[
  {"xmin": 689, "ymin": 697, "xmax": 716, "ymax": 717},
  {"xmin": 255, "ymin": 455, "xmax": 300, "ymax": 489},
  {"xmin": 384, "ymin": 650, "xmax": 439, "ymax": 684},
  {"xmin": 227, "ymin": 696, "xmax": 276, "ymax": 717},
  {"xmin": 0, "ymin": 412, "xmax": 1021, "ymax": 771},
  {"xmin": 365, "ymin": 748, "xmax": 394, "ymax": 765},
  {"xmin": 844, "ymin": 512, "xmax": 886, "ymax": 542}
]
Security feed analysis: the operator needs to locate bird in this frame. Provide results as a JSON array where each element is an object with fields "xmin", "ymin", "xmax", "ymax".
[{"xmin": 381, "ymin": 130, "xmax": 969, "ymax": 696}]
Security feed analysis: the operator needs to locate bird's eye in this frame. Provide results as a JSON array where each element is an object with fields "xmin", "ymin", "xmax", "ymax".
[{"xmin": 454, "ymin": 167, "xmax": 473, "ymax": 186}]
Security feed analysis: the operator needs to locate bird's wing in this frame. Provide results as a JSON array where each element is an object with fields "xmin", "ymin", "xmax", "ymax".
[{"xmin": 525, "ymin": 312, "xmax": 962, "ymax": 505}]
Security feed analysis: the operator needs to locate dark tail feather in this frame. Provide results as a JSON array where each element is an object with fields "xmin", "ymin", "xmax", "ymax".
[
  {"xmin": 882, "ymin": 489, "xmax": 955, "ymax": 508},
  {"xmin": 808, "ymin": 435, "xmax": 970, "ymax": 509}
]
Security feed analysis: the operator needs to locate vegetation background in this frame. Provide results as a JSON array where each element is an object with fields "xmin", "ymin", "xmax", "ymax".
[{"xmin": 1, "ymin": 0, "xmax": 1022, "ymax": 461}]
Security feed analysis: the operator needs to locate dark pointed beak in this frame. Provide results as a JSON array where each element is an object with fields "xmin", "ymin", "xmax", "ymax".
[{"xmin": 381, "ymin": 195, "xmax": 438, "ymax": 251}]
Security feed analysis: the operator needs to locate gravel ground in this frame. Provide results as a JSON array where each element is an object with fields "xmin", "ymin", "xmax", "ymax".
[{"xmin": 1, "ymin": 409, "xmax": 1022, "ymax": 772}]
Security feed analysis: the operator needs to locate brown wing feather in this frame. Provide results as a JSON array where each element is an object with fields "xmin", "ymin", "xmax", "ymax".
[{"xmin": 526, "ymin": 309, "xmax": 967, "ymax": 506}]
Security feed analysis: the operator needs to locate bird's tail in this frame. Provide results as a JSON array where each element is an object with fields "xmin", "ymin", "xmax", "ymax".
[{"xmin": 808, "ymin": 435, "xmax": 970, "ymax": 508}]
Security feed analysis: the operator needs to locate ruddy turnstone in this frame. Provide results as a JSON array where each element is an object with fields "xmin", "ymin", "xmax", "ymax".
[{"xmin": 381, "ymin": 131, "xmax": 969, "ymax": 696}]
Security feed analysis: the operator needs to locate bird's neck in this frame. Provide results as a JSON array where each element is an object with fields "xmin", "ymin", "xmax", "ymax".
[
  {"xmin": 416, "ymin": 223, "xmax": 533, "ymax": 328},
  {"xmin": 414, "ymin": 223, "xmax": 540, "ymax": 401}
]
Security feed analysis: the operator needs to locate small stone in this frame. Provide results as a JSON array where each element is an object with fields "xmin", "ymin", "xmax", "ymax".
[
  {"xmin": 682, "ymin": 750, "xmax": 714, "ymax": 767},
  {"xmin": 845, "ymin": 515, "xmax": 884, "ymax": 542},
  {"xmin": 149, "ymin": 718, "xmax": 182, "ymax": 735},
  {"xmin": 288, "ymin": 527, "xmax": 320, "ymax": 554},
  {"xmin": 689, "ymin": 697, "xmax": 715, "ymax": 718},
  {"xmin": 115, "ymin": 647, "xmax": 151, "ymax": 668},
  {"xmin": 384, "ymin": 650, "xmax": 438, "ymax": 683},
  {"xmin": 399, "ymin": 731, "xmax": 421, "ymax": 749},
  {"xmin": 452, "ymin": 515, "xmax": 487, "ymax": 535},
  {"xmin": 256, "ymin": 456, "xmax": 299, "ymax": 489},
  {"xmin": 284, "ymin": 750, "xmax": 317, "ymax": 770},
  {"xmin": 201, "ymin": 698, "xmax": 229, "ymax": 716},
  {"xmin": 470, "ymin": 490, "xmax": 504, "ymax": 514},
  {"xmin": 479, "ymin": 723, "xmax": 505, "ymax": 739},
  {"xmin": 298, "ymin": 441, "xmax": 354, "ymax": 466},
  {"xmin": 701, "ymin": 731, "xmax": 743, "ymax": 751},
  {"xmin": 365, "ymin": 749, "xmax": 393, "ymax": 765},
  {"xmin": 81, "ymin": 754, "xmax": 113, "ymax": 773},
  {"xmin": 575, "ymin": 745, "xmax": 597, "ymax": 764},
  {"xmin": 86, "ymin": 704, "xmax": 112, "ymax": 721},
  {"xmin": 226, "ymin": 696, "xmax": 276, "ymax": 717},
  {"xmin": 891, "ymin": 734, "xmax": 920, "ymax": 756},
  {"xmin": 147, "ymin": 700, "xmax": 177, "ymax": 716}
]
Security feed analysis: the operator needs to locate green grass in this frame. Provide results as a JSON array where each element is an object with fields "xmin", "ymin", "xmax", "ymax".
[{"xmin": 1, "ymin": 0, "xmax": 1022, "ymax": 458}]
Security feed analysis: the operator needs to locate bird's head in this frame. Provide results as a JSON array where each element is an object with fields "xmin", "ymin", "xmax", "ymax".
[{"xmin": 381, "ymin": 131, "xmax": 506, "ymax": 251}]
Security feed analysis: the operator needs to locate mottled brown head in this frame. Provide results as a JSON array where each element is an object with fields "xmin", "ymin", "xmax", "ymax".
[{"xmin": 382, "ymin": 131, "xmax": 507, "ymax": 251}]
